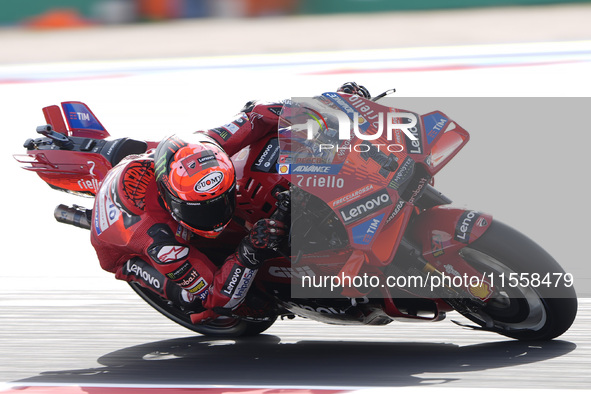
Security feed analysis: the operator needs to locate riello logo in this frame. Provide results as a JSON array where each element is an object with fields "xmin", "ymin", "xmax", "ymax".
[{"xmin": 307, "ymin": 94, "xmax": 419, "ymax": 154}]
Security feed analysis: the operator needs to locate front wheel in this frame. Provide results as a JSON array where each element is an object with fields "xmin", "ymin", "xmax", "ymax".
[
  {"xmin": 129, "ymin": 282, "xmax": 277, "ymax": 338},
  {"xmin": 456, "ymin": 221, "xmax": 577, "ymax": 341}
]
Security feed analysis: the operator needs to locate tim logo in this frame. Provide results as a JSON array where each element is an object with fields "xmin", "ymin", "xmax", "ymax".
[
  {"xmin": 70, "ymin": 112, "xmax": 90, "ymax": 121},
  {"xmin": 351, "ymin": 213, "xmax": 385, "ymax": 245}
]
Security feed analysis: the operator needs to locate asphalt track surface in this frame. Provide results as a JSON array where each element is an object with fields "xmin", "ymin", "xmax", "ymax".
[
  {"xmin": 0, "ymin": 292, "xmax": 589, "ymax": 390},
  {"xmin": 1, "ymin": 5, "xmax": 591, "ymax": 393}
]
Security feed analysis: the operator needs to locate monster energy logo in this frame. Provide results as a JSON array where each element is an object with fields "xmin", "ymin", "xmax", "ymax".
[{"xmin": 154, "ymin": 155, "xmax": 168, "ymax": 180}]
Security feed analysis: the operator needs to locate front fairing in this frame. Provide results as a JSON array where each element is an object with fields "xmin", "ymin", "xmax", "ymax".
[{"xmin": 277, "ymin": 93, "xmax": 470, "ymax": 266}]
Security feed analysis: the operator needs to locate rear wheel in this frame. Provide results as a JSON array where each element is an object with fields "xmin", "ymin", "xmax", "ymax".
[
  {"xmin": 129, "ymin": 282, "xmax": 277, "ymax": 337},
  {"xmin": 457, "ymin": 221, "xmax": 577, "ymax": 341}
]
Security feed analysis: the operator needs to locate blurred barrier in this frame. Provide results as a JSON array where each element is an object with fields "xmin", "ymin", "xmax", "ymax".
[
  {"xmin": 23, "ymin": 9, "xmax": 95, "ymax": 29},
  {"xmin": 135, "ymin": 0, "xmax": 297, "ymax": 18},
  {"xmin": 1, "ymin": 0, "xmax": 589, "ymax": 27},
  {"xmin": 1, "ymin": 0, "xmax": 98, "ymax": 25},
  {"xmin": 0, "ymin": 0, "xmax": 297, "ymax": 26},
  {"xmin": 0, "ymin": 0, "xmax": 136, "ymax": 26},
  {"xmin": 299, "ymin": 0, "xmax": 591, "ymax": 13}
]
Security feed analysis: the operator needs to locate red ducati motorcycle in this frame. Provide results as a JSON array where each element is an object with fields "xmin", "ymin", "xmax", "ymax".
[{"xmin": 14, "ymin": 92, "xmax": 577, "ymax": 340}]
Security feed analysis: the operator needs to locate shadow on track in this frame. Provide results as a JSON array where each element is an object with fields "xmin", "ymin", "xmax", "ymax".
[{"xmin": 14, "ymin": 336, "xmax": 576, "ymax": 387}]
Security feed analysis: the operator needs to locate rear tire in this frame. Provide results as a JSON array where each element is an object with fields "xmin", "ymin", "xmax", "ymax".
[
  {"xmin": 457, "ymin": 220, "xmax": 577, "ymax": 341},
  {"xmin": 129, "ymin": 282, "xmax": 276, "ymax": 338}
]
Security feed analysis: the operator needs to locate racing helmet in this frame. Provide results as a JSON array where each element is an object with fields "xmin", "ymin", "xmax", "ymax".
[{"xmin": 154, "ymin": 134, "xmax": 236, "ymax": 239}]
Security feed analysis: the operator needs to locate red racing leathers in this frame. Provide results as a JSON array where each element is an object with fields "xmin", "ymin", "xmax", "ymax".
[{"xmin": 90, "ymin": 100, "xmax": 284, "ymax": 322}]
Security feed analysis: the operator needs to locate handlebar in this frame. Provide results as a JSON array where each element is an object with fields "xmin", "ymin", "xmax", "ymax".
[
  {"xmin": 271, "ymin": 190, "xmax": 291, "ymax": 223},
  {"xmin": 36, "ymin": 124, "xmax": 74, "ymax": 150}
]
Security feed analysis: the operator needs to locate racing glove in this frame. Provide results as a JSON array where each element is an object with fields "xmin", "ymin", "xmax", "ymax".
[
  {"xmin": 337, "ymin": 82, "xmax": 371, "ymax": 99},
  {"xmin": 237, "ymin": 219, "xmax": 287, "ymax": 269},
  {"xmin": 249, "ymin": 219, "xmax": 286, "ymax": 249},
  {"xmin": 195, "ymin": 218, "xmax": 286, "ymax": 321}
]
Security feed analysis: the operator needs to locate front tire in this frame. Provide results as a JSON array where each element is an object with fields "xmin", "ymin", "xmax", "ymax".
[
  {"xmin": 129, "ymin": 282, "xmax": 277, "ymax": 338},
  {"xmin": 457, "ymin": 220, "xmax": 577, "ymax": 341}
]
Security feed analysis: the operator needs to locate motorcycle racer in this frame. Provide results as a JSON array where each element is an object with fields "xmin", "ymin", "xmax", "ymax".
[
  {"xmin": 90, "ymin": 82, "xmax": 370, "ymax": 324},
  {"xmin": 16, "ymin": 81, "xmax": 578, "ymax": 341}
]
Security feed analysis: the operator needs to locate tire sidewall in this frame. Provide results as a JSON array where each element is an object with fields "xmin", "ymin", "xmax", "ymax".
[{"xmin": 461, "ymin": 220, "xmax": 577, "ymax": 340}]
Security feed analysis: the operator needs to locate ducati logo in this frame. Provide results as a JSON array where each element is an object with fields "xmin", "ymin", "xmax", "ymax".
[{"xmin": 477, "ymin": 217, "xmax": 488, "ymax": 227}]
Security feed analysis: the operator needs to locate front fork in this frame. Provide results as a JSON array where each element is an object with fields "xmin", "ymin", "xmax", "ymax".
[
  {"xmin": 385, "ymin": 202, "xmax": 496, "ymax": 316},
  {"xmin": 386, "ymin": 236, "xmax": 489, "ymax": 316}
]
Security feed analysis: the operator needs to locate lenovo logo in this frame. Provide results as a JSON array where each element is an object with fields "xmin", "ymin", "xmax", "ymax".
[{"xmin": 339, "ymin": 189, "xmax": 392, "ymax": 225}]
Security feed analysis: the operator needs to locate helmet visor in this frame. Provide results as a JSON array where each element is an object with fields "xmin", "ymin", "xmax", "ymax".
[{"xmin": 165, "ymin": 186, "xmax": 236, "ymax": 232}]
